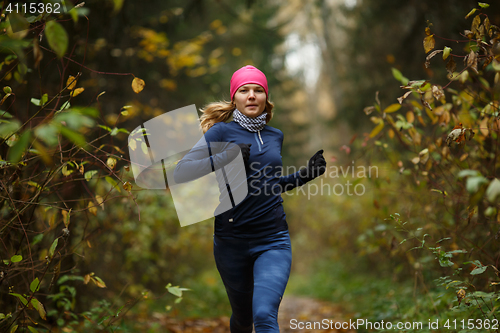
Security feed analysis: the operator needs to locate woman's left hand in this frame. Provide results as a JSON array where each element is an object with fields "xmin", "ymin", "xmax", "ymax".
[{"xmin": 300, "ymin": 150, "xmax": 327, "ymax": 181}]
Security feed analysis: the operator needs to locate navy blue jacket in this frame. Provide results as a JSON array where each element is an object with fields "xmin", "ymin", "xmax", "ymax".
[{"xmin": 175, "ymin": 121, "xmax": 307, "ymax": 238}]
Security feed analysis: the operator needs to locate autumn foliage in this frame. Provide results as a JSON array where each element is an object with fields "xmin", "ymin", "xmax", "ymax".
[{"xmin": 364, "ymin": 1, "xmax": 500, "ymax": 320}]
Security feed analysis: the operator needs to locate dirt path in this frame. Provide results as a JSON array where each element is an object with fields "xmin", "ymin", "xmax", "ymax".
[
  {"xmin": 278, "ymin": 296, "xmax": 355, "ymax": 333},
  {"xmin": 162, "ymin": 295, "xmax": 356, "ymax": 333}
]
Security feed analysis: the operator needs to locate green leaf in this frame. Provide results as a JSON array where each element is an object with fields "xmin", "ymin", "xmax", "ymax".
[
  {"xmin": 84, "ymin": 170, "xmax": 98, "ymax": 182},
  {"xmin": 30, "ymin": 277, "xmax": 40, "ymax": 293},
  {"xmin": 105, "ymin": 176, "xmax": 121, "ymax": 193},
  {"xmin": 35, "ymin": 124, "xmax": 59, "ymax": 147},
  {"xmin": 8, "ymin": 12, "xmax": 29, "ymax": 33},
  {"xmin": 458, "ymin": 169, "xmax": 481, "ymax": 178},
  {"xmin": 117, "ymin": 128, "xmax": 130, "ymax": 134},
  {"xmin": 486, "ymin": 178, "xmax": 500, "ymax": 202},
  {"xmin": 49, "ymin": 239, "xmax": 59, "ymax": 258},
  {"xmin": 10, "ymin": 325, "xmax": 18, "ymax": 333},
  {"xmin": 141, "ymin": 142, "xmax": 149, "ymax": 155},
  {"xmin": 54, "ymin": 111, "xmax": 94, "ymax": 130},
  {"xmin": 11, "ymin": 254, "xmax": 22, "ymax": 263},
  {"xmin": 478, "ymin": 2, "xmax": 490, "ymax": 9},
  {"xmin": 10, "ymin": 293, "xmax": 28, "ymax": 305},
  {"xmin": 0, "ymin": 110, "xmax": 13, "ymax": 118},
  {"xmin": 99, "ymin": 125, "xmax": 112, "ymax": 132},
  {"xmin": 167, "ymin": 285, "xmax": 183, "ymax": 297},
  {"xmin": 31, "ymin": 98, "xmax": 41, "ymax": 106},
  {"xmin": 93, "ymin": 276, "xmax": 107, "ymax": 288},
  {"xmin": 59, "ymin": 100, "xmax": 71, "ymax": 111},
  {"xmin": 45, "ymin": 20, "xmax": 68, "ymax": 59},
  {"xmin": 466, "ymin": 176, "xmax": 488, "ymax": 193},
  {"xmin": 32, "ymin": 234, "xmax": 44, "ymax": 246},
  {"xmin": 27, "ymin": 326, "xmax": 38, "ymax": 333},
  {"xmin": 40, "ymin": 93, "xmax": 48, "ymax": 106},
  {"xmin": 465, "ymin": 8, "xmax": 477, "ymax": 19},
  {"xmin": 0, "ymin": 120, "xmax": 21, "ymax": 139},
  {"xmin": 7, "ymin": 129, "xmax": 31, "ymax": 163},
  {"xmin": 166, "ymin": 284, "xmax": 189, "ymax": 297},
  {"xmin": 391, "ymin": 68, "xmax": 409, "ymax": 85},
  {"xmin": 58, "ymin": 125, "xmax": 86, "ymax": 148},
  {"xmin": 471, "ymin": 266, "xmax": 487, "ymax": 275},
  {"xmin": 443, "ymin": 46, "xmax": 452, "ymax": 60},
  {"xmin": 0, "ymin": 313, "xmax": 5, "ymax": 320}
]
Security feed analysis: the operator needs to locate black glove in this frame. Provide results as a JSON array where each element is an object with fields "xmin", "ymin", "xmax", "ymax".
[
  {"xmin": 299, "ymin": 149, "xmax": 326, "ymax": 182},
  {"xmin": 226, "ymin": 143, "xmax": 252, "ymax": 164}
]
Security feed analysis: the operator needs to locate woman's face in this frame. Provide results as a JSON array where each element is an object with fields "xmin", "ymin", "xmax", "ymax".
[{"xmin": 233, "ymin": 84, "xmax": 267, "ymax": 118}]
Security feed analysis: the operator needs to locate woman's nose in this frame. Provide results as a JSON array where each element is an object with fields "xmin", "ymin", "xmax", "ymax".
[{"xmin": 248, "ymin": 90, "xmax": 255, "ymax": 98}]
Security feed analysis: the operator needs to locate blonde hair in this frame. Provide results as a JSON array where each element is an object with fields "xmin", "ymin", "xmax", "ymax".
[{"xmin": 199, "ymin": 100, "xmax": 274, "ymax": 133}]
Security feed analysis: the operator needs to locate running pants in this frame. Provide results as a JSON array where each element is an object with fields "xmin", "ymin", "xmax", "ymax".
[{"xmin": 213, "ymin": 230, "xmax": 292, "ymax": 333}]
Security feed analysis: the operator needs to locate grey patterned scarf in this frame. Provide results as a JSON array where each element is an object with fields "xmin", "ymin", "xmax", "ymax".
[{"xmin": 233, "ymin": 109, "xmax": 267, "ymax": 132}]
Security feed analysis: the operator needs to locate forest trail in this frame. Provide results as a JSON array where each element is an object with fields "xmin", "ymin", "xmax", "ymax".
[{"xmin": 161, "ymin": 295, "xmax": 356, "ymax": 332}]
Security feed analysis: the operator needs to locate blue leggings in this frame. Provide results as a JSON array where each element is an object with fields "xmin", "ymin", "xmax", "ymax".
[{"xmin": 213, "ymin": 230, "xmax": 292, "ymax": 333}]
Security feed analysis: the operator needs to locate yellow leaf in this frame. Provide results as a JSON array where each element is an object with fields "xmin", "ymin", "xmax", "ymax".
[
  {"xmin": 123, "ymin": 181, "xmax": 132, "ymax": 192},
  {"xmin": 97, "ymin": 91, "xmax": 106, "ymax": 100},
  {"xmin": 88, "ymin": 201, "xmax": 97, "ymax": 216},
  {"xmin": 95, "ymin": 195, "xmax": 104, "ymax": 210},
  {"xmin": 83, "ymin": 274, "xmax": 91, "ymax": 285},
  {"xmin": 128, "ymin": 139, "xmax": 137, "ymax": 151},
  {"xmin": 66, "ymin": 75, "xmax": 77, "ymax": 90},
  {"xmin": 92, "ymin": 276, "xmax": 107, "ymax": 288},
  {"xmin": 107, "ymin": 157, "xmax": 117, "ymax": 169},
  {"xmin": 406, "ymin": 111, "xmax": 415, "ymax": 123},
  {"xmin": 62, "ymin": 165, "xmax": 73, "ymax": 176},
  {"xmin": 132, "ymin": 77, "xmax": 145, "ymax": 93},
  {"xmin": 423, "ymin": 35, "xmax": 435, "ymax": 54},
  {"xmin": 457, "ymin": 289, "xmax": 466, "ymax": 304},
  {"xmin": 70, "ymin": 87, "xmax": 84, "ymax": 97},
  {"xmin": 383, "ymin": 103, "xmax": 401, "ymax": 113},
  {"xmin": 61, "ymin": 209, "xmax": 71, "ymax": 227},
  {"xmin": 369, "ymin": 120, "xmax": 384, "ymax": 138},
  {"xmin": 480, "ymin": 117, "xmax": 489, "ymax": 136},
  {"xmin": 31, "ymin": 298, "xmax": 46, "ymax": 320}
]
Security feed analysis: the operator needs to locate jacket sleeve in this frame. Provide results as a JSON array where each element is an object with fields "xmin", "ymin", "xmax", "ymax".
[
  {"xmin": 275, "ymin": 131, "xmax": 308, "ymax": 193},
  {"xmin": 173, "ymin": 124, "xmax": 233, "ymax": 184}
]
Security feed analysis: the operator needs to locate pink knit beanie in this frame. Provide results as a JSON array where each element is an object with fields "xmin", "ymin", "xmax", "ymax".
[{"xmin": 230, "ymin": 65, "xmax": 268, "ymax": 100}]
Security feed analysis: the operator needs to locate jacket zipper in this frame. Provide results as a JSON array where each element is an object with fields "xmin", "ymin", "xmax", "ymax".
[{"xmin": 255, "ymin": 130, "xmax": 263, "ymax": 151}]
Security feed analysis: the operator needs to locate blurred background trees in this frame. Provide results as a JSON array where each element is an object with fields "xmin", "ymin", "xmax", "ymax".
[{"xmin": 2, "ymin": 0, "xmax": 500, "ymax": 331}]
